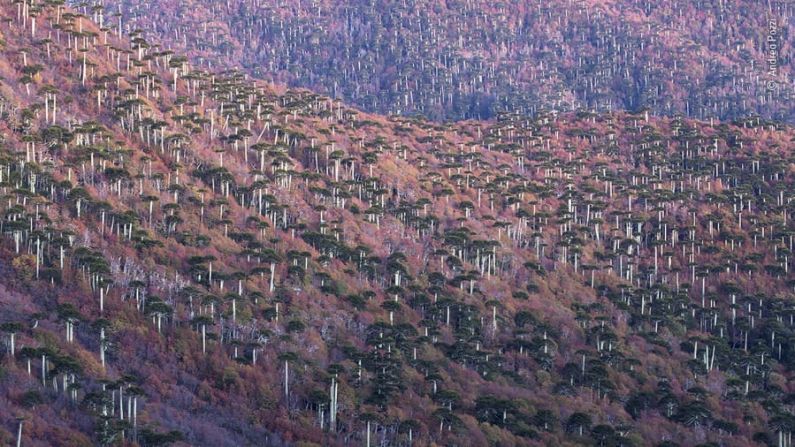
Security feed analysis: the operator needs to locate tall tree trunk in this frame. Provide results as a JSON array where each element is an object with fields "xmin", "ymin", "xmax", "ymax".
[{"xmin": 284, "ymin": 361, "xmax": 289, "ymax": 403}]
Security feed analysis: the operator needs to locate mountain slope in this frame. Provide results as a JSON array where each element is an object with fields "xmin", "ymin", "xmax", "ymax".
[
  {"xmin": 87, "ymin": 0, "xmax": 793, "ymax": 121},
  {"xmin": 0, "ymin": 2, "xmax": 794, "ymax": 447}
]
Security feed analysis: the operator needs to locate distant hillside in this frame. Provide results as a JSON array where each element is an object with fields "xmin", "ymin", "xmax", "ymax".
[
  {"xmin": 84, "ymin": 0, "xmax": 793, "ymax": 121},
  {"xmin": 1, "ymin": 2, "xmax": 795, "ymax": 447}
]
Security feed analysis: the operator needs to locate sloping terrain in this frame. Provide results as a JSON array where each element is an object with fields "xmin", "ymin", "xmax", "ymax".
[
  {"xmin": 84, "ymin": 0, "xmax": 793, "ymax": 121},
  {"xmin": 0, "ymin": 2, "xmax": 794, "ymax": 447}
]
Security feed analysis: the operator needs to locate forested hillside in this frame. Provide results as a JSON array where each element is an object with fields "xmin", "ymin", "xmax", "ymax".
[
  {"xmin": 85, "ymin": 0, "xmax": 793, "ymax": 121},
  {"xmin": 1, "ymin": 2, "xmax": 795, "ymax": 447}
]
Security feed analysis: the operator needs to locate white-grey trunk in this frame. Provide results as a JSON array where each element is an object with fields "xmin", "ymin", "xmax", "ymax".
[
  {"xmin": 366, "ymin": 421, "xmax": 371, "ymax": 447},
  {"xmin": 284, "ymin": 361, "xmax": 290, "ymax": 403},
  {"xmin": 202, "ymin": 325, "xmax": 207, "ymax": 354},
  {"xmin": 270, "ymin": 263, "xmax": 275, "ymax": 292},
  {"xmin": 100, "ymin": 328, "xmax": 105, "ymax": 367}
]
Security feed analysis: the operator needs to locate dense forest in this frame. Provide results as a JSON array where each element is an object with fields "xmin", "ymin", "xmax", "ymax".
[
  {"xmin": 83, "ymin": 0, "xmax": 794, "ymax": 121},
  {"xmin": 1, "ymin": 1, "xmax": 795, "ymax": 447}
]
